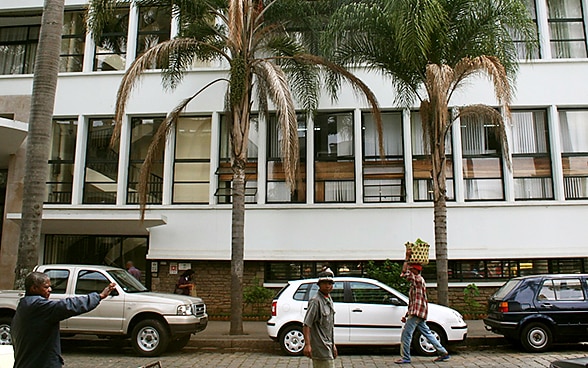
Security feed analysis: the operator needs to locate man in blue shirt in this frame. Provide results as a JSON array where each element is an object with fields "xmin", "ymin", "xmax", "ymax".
[{"xmin": 11, "ymin": 271, "xmax": 116, "ymax": 368}]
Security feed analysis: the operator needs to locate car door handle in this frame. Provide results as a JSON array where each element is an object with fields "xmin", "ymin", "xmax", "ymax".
[{"xmin": 352, "ymin": 308, "xmax": 363, "ymax": 313}]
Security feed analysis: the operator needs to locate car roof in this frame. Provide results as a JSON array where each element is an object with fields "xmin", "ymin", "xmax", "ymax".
[
  {"xmin": 511, "ymin": 273, "xmax": 588, "ymax": 281},
  {"xmin": 36, "ymin": 264, "xmax": 124, "ymax": 272},
  {"xmin": 287, "ymin": 276, "xmax": 388, "ymax": 285}
]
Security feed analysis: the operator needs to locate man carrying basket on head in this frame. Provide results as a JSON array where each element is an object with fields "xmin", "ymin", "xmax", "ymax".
[{"xmin": 395, "ymin": 247, "xmax": 450, "ymax": 364}]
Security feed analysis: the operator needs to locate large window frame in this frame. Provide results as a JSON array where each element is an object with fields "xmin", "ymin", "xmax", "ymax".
[
  {"xmin": 314, "ymin": 111, "xmax": 356, "ymax": 203},
  {"xmin": 136, "ymin": 6, "xmax": 171, "ymax": 69},
  {"xmin": 362, "ymin": 111, "xmax": 405, "ymax": 203},
  {"xmin": 127, "ymin": 117, "xmax": 164, "ymax": 205},
  {"xmin": 461, "ymin": 114, "xmax": 505, "ymax": 201},
  {"xmin": 216, "ymin": 115, "xmax": 259, "ymax": 204},
  {"xmin": 60, "ymin": 10, "xmax": 86, "ymax": 72},
  {"xmin": 83, "ymin": 118, "xmax": 119, "ymax": 204},
  {"xmin": 93, "ymin": 7, "xmax": 129, "ymax": 71},
  {"xmin": 411, "ymin": 112, "xmax": 455, "ymax": 202},
  {"xmin": 266, "ymin": 113, "xmax": 307, "ymax": 203},
  {"xmin": 173, "ymin": 116, "xmax": 212, "ymax": 204},
  {"xmin": 0, "ymin": 20, "xmax": 40, "ymax": 75},
  {"xmin": 46, "ymin": 118, "xmax": 78, "ymax": 204},
  {"xmin": 559, "ymin": 109, "xmax": 588, "ymax": 199},
  {"xmin": 547, "ymin": 0, "xmax": 588, "ymax": 58},
  {"xmin": 511, "ymin": 109, "xmax": 554, "ymax": 200}
]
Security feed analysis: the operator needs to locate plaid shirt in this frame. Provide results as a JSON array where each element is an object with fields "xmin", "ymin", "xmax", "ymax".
[{"xmin": 403, "ymin": 270, "xmax": 428, "ymax": 319}]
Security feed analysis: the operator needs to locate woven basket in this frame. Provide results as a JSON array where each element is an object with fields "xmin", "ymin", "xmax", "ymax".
[{"xmin": 404, "ymin": 239, "xmax": 430, "ymax": 265}]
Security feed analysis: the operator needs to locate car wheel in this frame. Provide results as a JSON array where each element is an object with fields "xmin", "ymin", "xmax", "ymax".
[
  {"xmin": 167, "ymin": 334, "xmax": 191, "ymax": 352},
  {"xmin": 279, "ymin": 325, "xmax": 305, "ymax": 356},
  {"xmin": 521, "ymin": 322, "xmax": 552, "ymax": 352},
  {"xmin": 131, "ymin": 319, "xmax": 170, "ymax": 357},
  {"xmin": 0, "ymin": 316, "xmax": 12, "ymax": 345},
  {"xmin": 412, "ymin": 324, "xmax": 446, "ymax": 356}
]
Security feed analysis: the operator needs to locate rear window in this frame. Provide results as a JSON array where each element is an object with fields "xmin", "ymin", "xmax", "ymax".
[{"xmin": 493, "ymin": 279, "xmax": 522, "ymax": 299}]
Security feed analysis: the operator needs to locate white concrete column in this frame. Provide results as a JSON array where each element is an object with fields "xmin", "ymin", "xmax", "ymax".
[
  {"xmin": 71, "ymin": 115, "xmax": 87, "ymax": 205},
  {"xmin": 116, "ymin": 115, "xmax": 131, "ymax": 206},
  {"xmin": 535, "ymin": 0, "xmax": 552, "ymax": 59},
  {"xmin": 354, "ymin": 108, "xmax": 363, "ymax": 204},
  {"xmin": 452, "ymin": 110, "xmax": 465, "ymax": 203},
  {"xmin": 548, "ymin": 105, "xmax": 565, "ymax": 201},
  {"xmin": 403, "ymin": 109, "xmax": 414, "ymax": 203}
]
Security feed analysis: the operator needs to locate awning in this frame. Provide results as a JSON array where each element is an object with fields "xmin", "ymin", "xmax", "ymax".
[
  {"xmin": 0, "ymin": 118, "xmax": 27, "ymax": 168},
  {"xmin": 6, "ymin": 210, "xmax": 166, "ymax": 235}
]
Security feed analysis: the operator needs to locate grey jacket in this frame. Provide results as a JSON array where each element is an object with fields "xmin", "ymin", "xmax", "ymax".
[{"xmin": 12, "ymin": 293, "xmax": 101, "ymax": 368}]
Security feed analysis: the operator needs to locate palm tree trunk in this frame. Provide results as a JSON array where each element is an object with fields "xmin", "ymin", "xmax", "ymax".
[
  {"xmin": 433, "ymin": 193, "xmax": 449, "ymax": 306},
  {"xmin": 14, "ymin": 0, "xmax": 64, "ymax": 288},
  {"xmin": 230, "ymin": 160, "xmax": 245, "ymax": 335}
]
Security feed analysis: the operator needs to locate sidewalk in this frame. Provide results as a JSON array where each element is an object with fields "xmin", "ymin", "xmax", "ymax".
[{"xmin": 189, "ymin": 319, "xmax": 505, "ymax": 351}]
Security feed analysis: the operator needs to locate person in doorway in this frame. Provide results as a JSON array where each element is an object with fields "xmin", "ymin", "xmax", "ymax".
[
  {"xmin": 12, "ymin": 271, "xmax": 116, "ymax": 368},
  {"xmin": 395, "ymin": 249, "xmax": 450, "ymax": 364},
  {"xmin": 175, "ymin": 269, "xmax": 195, "ymax": 295},
  {"xmin": 303, "ymin": 270, "xmax": 337, "ymax": 368},
  {"xmin": 125, "ymin": 261, "xmax": 141, "ymax": 281}
]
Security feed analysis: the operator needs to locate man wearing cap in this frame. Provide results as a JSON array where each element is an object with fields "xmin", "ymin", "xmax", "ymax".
[
  {"xmin": 395, "ymin": 249, "xmax": 450, "ymax": 364},
  {"xmin": 303, "ymin": 271, "xmax": 337, "ymax": 368}
]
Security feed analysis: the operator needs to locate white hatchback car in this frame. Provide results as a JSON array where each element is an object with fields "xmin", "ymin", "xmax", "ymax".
[{"xmin": 267, "ymin": 277, "xmax": 467, "ymax": 355}]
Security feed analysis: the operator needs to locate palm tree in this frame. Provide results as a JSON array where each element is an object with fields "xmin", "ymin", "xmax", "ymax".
[
  {"xmin": 14, "ymin": 0, "xmax": 65, "ymax": 288},
  {"xmin": 88, "ymin": 0, "xmax": 381, "ymax": 334},
  {"xmin": 326, "ymin": 0, "xmax": 536, "ymax": 305}
]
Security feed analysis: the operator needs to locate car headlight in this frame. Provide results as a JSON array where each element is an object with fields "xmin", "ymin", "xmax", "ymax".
[{"xmin": 177, "ymin": 304, "xmax": 193, "ymax": 315}]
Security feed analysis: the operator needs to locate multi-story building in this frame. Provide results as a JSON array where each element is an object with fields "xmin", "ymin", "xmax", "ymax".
[{"xmin": 1, "ymin": 0, "xmax": 587, "ymax": 314}]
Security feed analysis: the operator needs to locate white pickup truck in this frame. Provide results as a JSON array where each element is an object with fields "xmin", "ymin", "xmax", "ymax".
[{"xmin": 0, "ymin": 264, "xmax": 208, "ymax": 356}]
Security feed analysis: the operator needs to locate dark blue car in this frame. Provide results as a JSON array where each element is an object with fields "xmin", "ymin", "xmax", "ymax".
[{"xmin": 484, "ymin": 274, "xmax": 588, "ymax": 352}]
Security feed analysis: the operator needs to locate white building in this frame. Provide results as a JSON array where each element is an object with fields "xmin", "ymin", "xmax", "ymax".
[{"xmin": 0, "ymin": 0, "xmax": 587, "ymax": 307}]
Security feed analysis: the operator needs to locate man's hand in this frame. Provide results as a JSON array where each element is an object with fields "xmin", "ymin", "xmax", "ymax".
[
  {"xmin": 303, "ymin": 344, "xmax": 312, "ymax": 358},
  {"xmin": 99, "ymin": 283, "xmax": 117, "ymax": 299}
]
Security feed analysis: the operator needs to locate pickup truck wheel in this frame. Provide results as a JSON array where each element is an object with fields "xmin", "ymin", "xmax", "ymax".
[
  {"xmin": 0, "ymin": 316, "xmax": 12, "ymax": 345},
  {"xmin": 167, "ymin": 334, "xmax": 191, "ymax": 352},
  {"xmin": 131, "ymin": 319, "xmax": 170, "ymax": 357},
  {"xmin": 279, "ymin": 325, "xmax": 305, "ymax": 356}
]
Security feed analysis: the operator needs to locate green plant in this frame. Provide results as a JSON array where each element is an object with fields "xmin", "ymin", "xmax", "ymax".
[
  {"xmin": 463, "ymin": 283, "xmax": 483, "ymax": 316},
  {"xmin": 243, "ymin": 278, "xmax": 274, "ymax": 316},
  {"xmin": 364, "ymin": 259, "xmax": 410, "ymax": 295}
]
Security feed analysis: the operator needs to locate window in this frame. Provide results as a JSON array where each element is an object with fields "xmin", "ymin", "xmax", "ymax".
[
  {"xmin": 60, "ymin": 10, "xmax": 86, "ymax": 72},
  {"xmin": 216, "ymin": 115, "xmax": 258, "ymax": 204},
  {"xmin": 173, "ymin": 116, "xmax": 212, "ymax": 204},
  {"xmin": 44, "ymin": 269, "xmax": 69, "ymax": 295},
  {"xmin": 314, "ymin": 112, "xmax": 355, "ymax": 203},
  {"xmin": 83, "ymin": 118, "xmax": 119, "ymax": 204},
  {"xmin": 461, "ymin": 114, "xmax": 505, "ymax": 200},
  {"xmin": 127, "ymin": 117, "xmax": 164, "ymax": 204},
  {"xmin": 547, "ymin": 0, "xmax": 587, "ymax": 58},
  {"xmin": 559, "ymin": 109, "xmax": 588, "ymax": 199},
  {"xmin": 540, "ymin": 279, "xmax": 585, "ymax": 301},
  {"xmin": 0, "ymin": 19, "xmax": 40, "ymax": 75},
  {"xmin": 93, "ymin": 7, "xmax": 129, "ymax": 71},
  {"xmin": 46, "ymin": 118, "xmax": 77, "ymax": 204},
  {"xmin": 136, "ymin": 6, "xmax": 171, "ymax": 69},
  {"xmin": 350, "ymin": 281, "xmax": 396, "ymax": 305},
  {"xmin": 303, "ymin": 282, "xmax": 345, "ymax": 303},
  {"xmin": 362, "ymin": 112, "xmax": 405, "ymax": 202},
  {"xmin": 44, "ymin": 235, "xmax": 148, "ymax": 278},
  {"xmin": 513, "ymin": 0, "xmax": 541, "ymax": 59},
  {"xmin": 412, "ymin": 112, "xmax": 454, "ymax": 201},
  {"xmin": 267, "ymin": 113, "xmax": 307, "ymax": 203},
  {"xmin": 75, "ymin": 270, "xmax": 110, "ymax": 295},
  {"xmin": 511, "ymin": 110, "xmax": 553, "ymax": 200}
]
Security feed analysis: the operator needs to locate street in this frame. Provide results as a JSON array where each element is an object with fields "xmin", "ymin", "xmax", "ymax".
[{"xmin": 59, "ymin": 340, "xmax": 588, "ymax": 368}]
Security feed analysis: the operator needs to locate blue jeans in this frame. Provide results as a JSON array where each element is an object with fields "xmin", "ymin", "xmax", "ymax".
[{"xmin": 400, "ymin": 316, "xmax": 448, "ymax": 361}]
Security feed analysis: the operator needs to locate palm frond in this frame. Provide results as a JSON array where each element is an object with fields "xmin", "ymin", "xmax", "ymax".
[
  {"xmin": 138, "ymin": 78, "xmax": 229, "ymax": 216},
  {"xmin": 254, "ymin": 60, "xmax": 299, "ymax": 187}
]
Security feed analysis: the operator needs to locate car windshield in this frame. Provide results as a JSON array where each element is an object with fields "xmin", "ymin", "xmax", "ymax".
[
  {"xmin": 493, "ymin": 279, "xmax": 522, "ymax": 299},
  {"xmin": 107, "ymin": 269, "xmax": 148, "ymax": 293}
]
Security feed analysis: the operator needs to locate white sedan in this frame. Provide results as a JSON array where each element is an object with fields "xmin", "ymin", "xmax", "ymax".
[{"xmin": 266, "ymin": 277, "xmax": 467, "ymax": 355}]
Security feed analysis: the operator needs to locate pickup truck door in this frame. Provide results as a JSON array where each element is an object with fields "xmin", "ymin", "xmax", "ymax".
[
  {"xmin": 65, "ymin": 269, "xmax": 125, "ymax": 333},
  {"xmin": 43, "ymin": 269, "xmax": 72, "ymax": 330}
]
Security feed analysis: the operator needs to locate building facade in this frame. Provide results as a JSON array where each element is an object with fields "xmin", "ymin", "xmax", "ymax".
[{"xmin": 0, "ymin": 0, "xmax": 587, "ymax": 314}]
